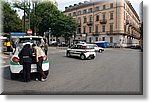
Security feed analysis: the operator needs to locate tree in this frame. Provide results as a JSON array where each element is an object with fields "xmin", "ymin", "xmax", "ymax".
[
  {"xmin": 29, "ymin": 2, "xmax": 59, "ymax": 36},
  {"xmin": 2, "ymin": 2, "xmax": 22, "ymax": 33},
  {"xmin": 53, "ymin": 14, "xmax": 78, "ymax": 44},
  {"xmin": 13, "ymin": 1, "xmax": 78, "ymax": 45}
]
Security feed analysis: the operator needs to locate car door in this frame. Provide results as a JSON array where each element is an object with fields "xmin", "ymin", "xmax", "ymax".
[{"xmin": 69, "ymin": 45, "xmax": 77, "ymax": 55}]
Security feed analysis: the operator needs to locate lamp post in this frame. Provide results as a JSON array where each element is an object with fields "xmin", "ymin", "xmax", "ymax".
[
  {"xmin": 28, "ymin": 0, "xmax": 31, "ymax": 30},
  {"xmin": 48, "ymin": 28, "xmax": 51, "ymax": 46},
  {"xmin": 23, "ymin": 0, "xmax": 26, "ymax": 33}
]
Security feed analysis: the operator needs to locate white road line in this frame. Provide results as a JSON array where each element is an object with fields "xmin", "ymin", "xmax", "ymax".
[{"xmin": 1, "ymin": 65, "xmax": 9, "ymax": 68}]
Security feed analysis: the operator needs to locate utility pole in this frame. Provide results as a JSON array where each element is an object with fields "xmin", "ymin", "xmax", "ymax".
[
  {"xmin": 28, "ymin": 0, "xmax": 31, "ymax": 30},
  {"xmin": 23, "ymin": 0, "xmax": 26, "ymax": 33},
  {"xmin": 32, "ymin": 0, "xmax": 37, "ymax": 36}
]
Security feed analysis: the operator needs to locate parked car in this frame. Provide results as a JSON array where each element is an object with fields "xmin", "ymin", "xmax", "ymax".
[
  {"xmin": 92, "ymin": 44, "xmax": 104, "ymax": 53},
  {"xmin": 9, "ymin": 36, "xmax": 50, "ymax": 79},
  {"xmin": 66, "ymin": 43, "xmax": 96, "ymax": 60}
]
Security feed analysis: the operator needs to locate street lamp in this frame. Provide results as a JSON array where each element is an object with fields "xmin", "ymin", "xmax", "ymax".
[{"xmin": 48, "ymin": 28, "xmax": 51, "ymax": 45}]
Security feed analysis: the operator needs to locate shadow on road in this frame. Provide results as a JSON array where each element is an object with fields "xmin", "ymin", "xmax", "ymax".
[
  {"xmin": 2, "ymin": 66, "xmax": 38, "ymax": 82},
  {"xmin": 63, "ymin": 56, "xmax": 92, "ymax": 60}
]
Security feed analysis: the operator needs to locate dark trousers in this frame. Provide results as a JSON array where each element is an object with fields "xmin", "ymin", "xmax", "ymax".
[
  {"xmin": 45, "ymin": 50, "xmax": 48, "ymax": 55},
  {"xmin": 23, "ymin": 62, "xmax": 31, "ymax": 82},
  {"xmin": 37, "ymin": 57, "xmax": 47, "ymax": 79}
]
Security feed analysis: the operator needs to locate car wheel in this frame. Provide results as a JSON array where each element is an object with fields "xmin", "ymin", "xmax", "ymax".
[
  {"xmin": 80, "ymin": 54, "xmax": 85, "ymax": 60},
  {"xmin": 92, "ymin": 56, "xmax": 95, "ymax": 59},
  {"xmin": 66, "ymin": 52, "xmax": 71, "ymax": 57},
  {"xmin": 99, "ymin": 49, "xmax": 102, "ymax": 53}
]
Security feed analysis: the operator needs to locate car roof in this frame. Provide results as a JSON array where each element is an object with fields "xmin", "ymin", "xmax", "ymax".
[
  {"xmin": 19, "ymin": 36, "xmax": 43, "ymax": 39},
  {"xmin": 76, "ymin": 43, "xmax": 93, "ymax": 46}
]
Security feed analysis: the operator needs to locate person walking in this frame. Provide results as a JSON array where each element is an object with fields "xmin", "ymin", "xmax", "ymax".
[
  {"xmin": 19, "ymin": 44, "xmax": 32, "ymax": 82},
  {"xmin": 32, "ymin": 44, "xmax": 47, "ymax": 82},
  {"xmin": 11, "ymin": 39, "xmax": 16, "ymax": 54},
  {"xmin": 44, "ymin": 41, "xmax": 48, "ymax": 55}
]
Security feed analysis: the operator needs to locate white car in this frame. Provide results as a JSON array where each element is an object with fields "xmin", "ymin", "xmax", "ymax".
[
  {"xmin": 9, "ymin": 36, "xmax": 50, "ymax": 79},
  {"xmin": 66, "ymin": 43, "xmax": 96, "ymax": 60},
  {"xmin": 92, "ymin": 44, "xmax": 104, "ymax": 53}
]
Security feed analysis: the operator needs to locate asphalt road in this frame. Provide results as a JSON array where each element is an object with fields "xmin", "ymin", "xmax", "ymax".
[{"xmin": 1, "ymin": 48, "xmax": 143, "ymax": 95}]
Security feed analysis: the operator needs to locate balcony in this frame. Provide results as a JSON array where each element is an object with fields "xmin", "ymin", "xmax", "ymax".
[
  {"xmin": 92, "ymin": 32, "xmax": 99, "ymax": 36},
  {"xmin": 106, "ymin": 31, "xmax": 114, "ymax": 35},
  {"xmin": 78, "ymin": 23, "xmax": 81, "ymax": 27},
  {"xmin": 87, "ymin": 22, "xmax": 93, "ymax": 26},
  {"xmin": 100, "ymin": 19, "xmax": 107, "ymax": 24},
  {"xmin": 126, "ymin": 20, "xmax": 129, "ymax": 25},
  {"xmin": 106, "ymin": 30, "xmax": 125, "ymax": 35}
]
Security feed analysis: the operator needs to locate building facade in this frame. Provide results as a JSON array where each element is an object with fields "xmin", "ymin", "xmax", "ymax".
[{"xmin": 64, "ymin": 0, "xmax": 141, "ymax": 47}]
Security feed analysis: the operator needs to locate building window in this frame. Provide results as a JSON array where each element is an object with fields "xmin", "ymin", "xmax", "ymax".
[
  {"xmin": 83, "ymin": 26, "xmax": 86, "ymax": 34},
  {"xmin": 68, "ymin": 13, "xmax": 72, "ymax": 16},
  {"xmin": 89, "ymin": 15, "xmax": 92, "ymax": 22},
  {"xmin": 95, "ymin": 6, "xmax": 99, "ymax": 11},
  {"xmin": 88, "ymin": 8, "xmax": 92, "ymax": 13},
  {"xmin": 89, "ymin": 37, "xmax": 92, "ymax": 43},
  {"xmin": 110, "ymin": 3, "xmax": 113, "ymax": 8},
  {"xmin": 102, "ymin": 13, "xmax": 106, "ymax": 19},
  {"xmin": 103, "ymin": 5, "xmax": 106, "ymax": 10},
  {"xmin": 95, "ymin": 14, "xmax": 99, "ymax": 21},
  {"xmin": 89, "ymin": 26, "xmax": 92, "ymax": 33},
  {"xmin": 77, "ymin": 17, "xmax": 81, "ymax": 24},
  {"xmin": 110, "ymin": 24, "xmax": 113, "ymax": 32},
  {"xmin": 73, "ymin": 12, "xmax": 76, "ymax": 16},
  {"xmin": 110, "ymin": 37, "xmax": 113, "ymax": 43},
  {"xmin": 96, "ymin": 37, "xmax": 98, "ymax": 41},
  {"xmin": 78, "ymin": 11, "xmax": 81, "ymax": 15},
  {"xmin": 95, "ymin": 25, "xmax": 98, "ymax": 33},
  {"xmin": 110, "ymin": 12, "xmax": 113, "ymax": 20},
  {"xmin": 102, "ymin": 37, "xmax": 105, "ymax": 41},
  {"xmin": 77, "ymin": 28, "xmax": 81, "ymax": 34},
  {"xmin": 83, "ymin": 9, "xmax": 87, "ymax": 14},
  {"xmin": 102, "ymin": 25, "xmax": 105, "ymax": 32},
  {"xmin": 83, "ymin": 16, "xmax": 87, "ymax": 23}
]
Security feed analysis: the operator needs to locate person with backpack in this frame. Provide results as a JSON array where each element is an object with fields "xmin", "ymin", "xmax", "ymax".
[{"xmin": 19, "ymin": 44, "xmax": 32, "ymax": 82}]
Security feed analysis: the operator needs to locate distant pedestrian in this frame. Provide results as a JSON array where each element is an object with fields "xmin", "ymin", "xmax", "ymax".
[
  {"xmin": 32, "ymin": 44, "xmax": 47, "ymax": 82},
  {"xmin": 11, "ymin": 40, "xmax": 16, "ymax": 54},
  {"xmin": 44, "ymin": 42, "xmax": 48, "ymax": 55},
  {"xmin": 19, "ymin": 44, "xmax": 32, "ymax": 82}
]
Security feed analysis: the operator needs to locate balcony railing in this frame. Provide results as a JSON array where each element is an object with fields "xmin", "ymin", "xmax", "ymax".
[
  {"xmin": 78, "ymin": 23, "xmax": 81, "ymax": 27},
  {"xmin": 126, "ymin": 20, "xmax": 129, "ymax": 25},
  {"xmin": 106, "ymin": 30, "xmax": 125, "ymax": 35},
  {"xmin": 87, "ymin": 22, "xmax": 93, "ymax": 26},
  {"xmin": 92, "ymin": 32, "xmax": 99, "ymax": 36},
  {"xmin": 100, "ymin": 19, "xmax": 107, "ymax": 24}
]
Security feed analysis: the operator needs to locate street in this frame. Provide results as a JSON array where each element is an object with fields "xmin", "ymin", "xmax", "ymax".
[{"xmin": 1, "ymin": 48, "xmax": 142, "ymax": 95}]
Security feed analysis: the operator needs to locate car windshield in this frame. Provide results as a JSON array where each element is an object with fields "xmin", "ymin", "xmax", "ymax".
[
  {"xmin": 86, "ymin": 45, "xmax": 94, "ymax": 49},
  {"xmin": 93, "ymin": 44, "xmax": 98, "ymax": 47},
  {"xmin": 19, "ymin": 38, "xmax": 41, "ymax": 46}
]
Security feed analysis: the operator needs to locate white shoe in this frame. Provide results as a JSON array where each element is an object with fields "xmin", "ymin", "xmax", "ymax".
[
  {"xmin": 41, "ymin": 78, "xmax": 47, "ymax": 82},
  {"xmin": 35, "ymin": 78, "xmax": 39, "ymax": 81}
]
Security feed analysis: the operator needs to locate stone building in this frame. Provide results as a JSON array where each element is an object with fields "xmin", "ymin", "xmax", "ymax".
[{"xmin": 64, "ymin": 0, "xmax": 141, "ymax": 47}]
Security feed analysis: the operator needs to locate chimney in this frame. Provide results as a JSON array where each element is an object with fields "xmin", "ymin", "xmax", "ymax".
[
  {"xmin": 69, "ymin": 5, "xmax": 73, "ymax": 7},
  {"xmin": 84, "ymin": 1, "xmax": 88, "ymax": 3},
  {"xmin": 74, "ymin": 4, "xmax": 77, "ymax": 6},
  {"xmin": 79, "ymin": 2, "xmax": 83, "ymax": 5},
  {"xmin": 65, "ymin": 7, "xmax": 68, "ymax": 10}
]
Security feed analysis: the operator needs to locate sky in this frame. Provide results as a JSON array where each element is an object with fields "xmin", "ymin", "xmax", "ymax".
[
  {"xmin": 15, "ymin": 0, "xmax": 142, "ymax": 18},
  {"xmin": 56, "ymin": 0, "xmax": 142, "ymax": 15}
]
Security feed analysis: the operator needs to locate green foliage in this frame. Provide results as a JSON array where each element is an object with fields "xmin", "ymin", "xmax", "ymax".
[
  {"xmin": 2, "ymin": 2, "xmax": 22, "ymax": 33},
  {"xmin": 13, "ymin": 1, "xmax": 78, "ymax": 40}
]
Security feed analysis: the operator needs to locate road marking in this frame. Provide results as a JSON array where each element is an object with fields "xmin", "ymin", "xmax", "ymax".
[{"xmin": 1, "ymin": 65, "xmax": 9, "ymax": 68}]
